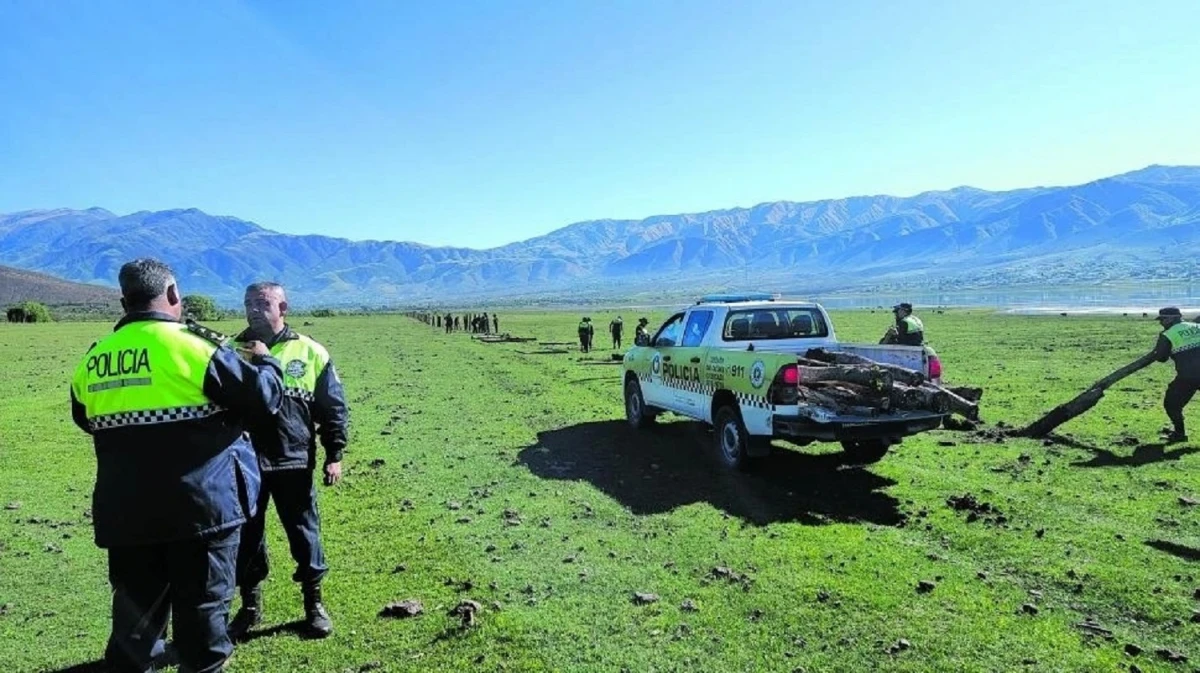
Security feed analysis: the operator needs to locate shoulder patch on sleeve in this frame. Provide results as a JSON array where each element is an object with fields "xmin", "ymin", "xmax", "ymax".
[{"xmin": 185, "ymin": 319, "xmax": 231, "ymax": 347}]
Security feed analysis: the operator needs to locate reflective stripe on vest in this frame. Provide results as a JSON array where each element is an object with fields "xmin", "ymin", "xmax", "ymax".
[
  {"xmin": 1163, "ymin": 321, "xmax": 1200, "ymax": 356},
  {"xmin": 71, "ymin": 321, "xmax": 220, "ymax": 431},
  {"xmin": 271, "ymin": 335, "xmax": 329, "ymax": 402},
  {"xmin": 903, "ymin": 315, "xmax": 924, "ymax": 332}
]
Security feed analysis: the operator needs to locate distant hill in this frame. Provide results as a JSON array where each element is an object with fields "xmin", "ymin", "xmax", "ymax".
[
  {"xmin": 0, "ymin": 264, "xmax": 120, "ymax": 307},
  {"xmin": 2, "ymin": 165, "xmax": 1199, "ymax": 306}
]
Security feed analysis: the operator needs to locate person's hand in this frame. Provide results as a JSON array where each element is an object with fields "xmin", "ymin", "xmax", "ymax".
[
  {"xmin": 323, "ymin": 462, "xmax": 342, "ymax": 486},
  {"xmin": 237, "ymin": 340, "xmax": 269, "ymax": 359}
]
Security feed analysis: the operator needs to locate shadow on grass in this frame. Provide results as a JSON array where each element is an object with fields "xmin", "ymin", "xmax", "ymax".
[
  {"xmin": 517, "ymin": 420, "xmax": 901, "ymax": 527},
  {"xmin": 238, "ymin": 619, "xmax": 308, "ymax": 642},
  {"xmin": 1144, "ymin": 539, "xmax": 1200, "ymax": 562},
  {"xmin": 1062, "ymin": 436, "xmax": 1200, "ymax": 468}
]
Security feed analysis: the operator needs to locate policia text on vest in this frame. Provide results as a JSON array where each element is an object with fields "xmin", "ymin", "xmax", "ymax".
[{"xmin": 71, "ymin": 310, "xmax": 285, "ymax": 673}]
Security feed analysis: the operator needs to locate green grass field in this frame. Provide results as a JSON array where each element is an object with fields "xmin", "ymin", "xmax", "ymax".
[{"xmin": 1, "ymin": 309, "xmax": 1198, "ymax": 672}]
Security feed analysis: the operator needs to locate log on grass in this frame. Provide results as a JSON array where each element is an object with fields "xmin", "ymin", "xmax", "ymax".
[{"xmin": 1013, "ymin": 353, "xmax": 1156, "ymax": 438}]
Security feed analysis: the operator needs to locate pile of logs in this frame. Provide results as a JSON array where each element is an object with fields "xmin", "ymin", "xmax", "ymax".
[{"xmin": 800, "ymin": 348, "xmax": 979, "ymax": 419}]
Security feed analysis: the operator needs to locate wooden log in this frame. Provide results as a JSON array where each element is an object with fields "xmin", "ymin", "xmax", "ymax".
[
  {"xmin": 920, "ymin": 383, "xmax": 979, "ymax": 420},
  {"xmin": 804, "ymin": 382, "xmax": 892, "ymax": 412},
  {"xmin": 891, "ymin": 382, "xmax": 951, "ymax": 414},
  {"xmin": 948, "ymin": 386, "xmax": 983, "ymax": 403},
  {"xmin": 1013, "ymin": 353, "xmax": 1156, "ymax": 437},
  {"xmin": 804, "ymin": 348, "xmax": 925, "ymax": 386},
  {"xmin": 797, "ymin": 364, "xmax": 894, "ymax": 391}
]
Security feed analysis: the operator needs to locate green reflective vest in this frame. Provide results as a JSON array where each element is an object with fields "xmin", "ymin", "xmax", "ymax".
[
  {"xmin": 272, "ymin": 335, "xmax": 330, "ymax": 402},
  {"xmin": 1163, "ymin": 321, "xmax": 1200, "ymax": 356},
  {"xmin": 71, "ymin": 321, "xmax": 220, "ymax": 430},
  {"xmin": 902, "ymin": 315, "xmax": 924, "ymax": 333}
]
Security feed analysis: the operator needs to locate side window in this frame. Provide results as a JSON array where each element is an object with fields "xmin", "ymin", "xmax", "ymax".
[
  {"xmin": 653, "ymin": 314, "xmax": 685, "ymax": 348},
  {"xmin": 681, "ymin": 310, "xmax": 714, "ymax": 347}
]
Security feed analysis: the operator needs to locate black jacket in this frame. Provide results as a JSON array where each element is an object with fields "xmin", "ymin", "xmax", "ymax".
[
  {"xmin": 70, "ymin": 312, "xmax": 284, "ymax": 548},
  {"xmin": 237, "ymin": 324, "xmax": 349, "ymax": 472}
]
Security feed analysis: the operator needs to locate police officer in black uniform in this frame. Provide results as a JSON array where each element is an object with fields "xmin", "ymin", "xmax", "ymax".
[
  {"xmin": 70, "ymin": 258, "xmax": 284, "ymax": 673},
  {"xmin": 229, "ymin": 281, "xmax": 349, "ymax": 640}
]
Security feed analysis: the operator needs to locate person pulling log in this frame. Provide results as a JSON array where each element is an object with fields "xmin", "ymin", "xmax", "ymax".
[{"xmin": 1015, "ymin": 307, "xmax": 1200, "ymax": 441}]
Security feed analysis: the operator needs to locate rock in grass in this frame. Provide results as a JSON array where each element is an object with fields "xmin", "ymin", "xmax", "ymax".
[
  {"xmin": 3, "ymin": 502, "xmax": 20, "ymax": 511},
  {"xmin": 379, "ymin": 599, "xmax": 424, "ymax": 618},
  {"xmin": 680, "ymin": 599, "xmax": 699, "ymax": 612},
  {"xmin": 1154, "ymin": 648, "xmax": 1187, "ymax": 663},
  {"xmin": 1124, "ymin": 643, "xmax": 1142, "ymax": 656},
  {"xmin": 1020, "ymin": 603, "xmax": 1039, "ymax": 615},
  {"xmin": 632, "ymin": 592, "xmax": 659, "ymax": 605},
  {"xmin": 916, "ymin": 580, "xmax": 936, "ymax": 594}
]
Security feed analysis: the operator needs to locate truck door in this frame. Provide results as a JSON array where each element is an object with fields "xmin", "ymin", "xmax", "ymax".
[
  {"xmin": 645, "ymin": 312, "xmax": 685, "ymax": 409},
  {"xmin": 671, "ymin": 309, "xmax": 715, "ymax": 413}
]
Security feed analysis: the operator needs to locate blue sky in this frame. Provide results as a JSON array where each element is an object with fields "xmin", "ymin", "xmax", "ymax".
[{"xmin": 1, "ymin": 0, "xmax": 1198, "ymax": 249}]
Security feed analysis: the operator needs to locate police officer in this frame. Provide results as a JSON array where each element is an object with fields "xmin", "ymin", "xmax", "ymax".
[
  {"xmin": 229, "ymin": 281, "xmax": 349, "ymax": 640},
  {"xmin": 886, "ymin": 302, "xmax": 925, "ymax": 346},
  {"xmin": 70, "ymin": 258, "xmax": 283, "ymax": 673},
  {"xmin": 610, "ymin": 316, "xmax": 624, "ymax": 349},
  {"xmin": 1150, "ymin": 307, "xmax": 1200, "ymax": 443},
  {"xmin": 635, "ymin": 317, "xmax": 650, "ymax": 345},
  {"xmin": 578, "ymin": 316, "xmax": 594, "ymax": 353}
]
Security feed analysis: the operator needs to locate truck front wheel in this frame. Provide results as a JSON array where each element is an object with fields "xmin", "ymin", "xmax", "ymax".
[
  {"xmin": 840, "ymin": 438, "xmax": 892, "ymax": 464},
  {"xmin": 625, "ymin": 378, "xmax": 657, "ymax": 429}
]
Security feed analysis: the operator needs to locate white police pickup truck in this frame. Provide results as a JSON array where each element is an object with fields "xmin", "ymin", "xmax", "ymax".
[{"xmin": 622, "ymin": 293, "xmax": 948, "ymax": 469}]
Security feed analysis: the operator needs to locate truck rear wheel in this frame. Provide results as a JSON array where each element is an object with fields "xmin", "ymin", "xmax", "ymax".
[
  {"xmin": 840, "ymin": 438, "xmax": 892, "ymax": 464},
  {"xmin": 625, "ymin": 378, "xmax": 657, "ymax": 429},
  {"xmin": 713, "ymin": 405, "xmax": 755, "ymax": 471}
]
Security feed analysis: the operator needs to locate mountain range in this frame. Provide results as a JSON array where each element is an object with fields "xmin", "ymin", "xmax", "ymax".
[{"xmin": 2, "ymin": 165, "xmax": 1199, "ymax": 307}]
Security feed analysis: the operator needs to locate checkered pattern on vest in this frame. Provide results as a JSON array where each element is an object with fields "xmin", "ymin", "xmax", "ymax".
[
  {"xmin": 87, "ymin": 403, "xmax": 225, "ymax": 431},
  {"xmin": 284, "ymin": 387, "xmax": 315, "ymax": 402}
]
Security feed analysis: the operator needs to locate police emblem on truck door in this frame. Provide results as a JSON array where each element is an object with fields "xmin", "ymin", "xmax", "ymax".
[
  {"xmin": 286, "ymin": 359, "xmax": 307, "ymax": 379},
  {"xmin": 750, "ymin": 360, "xmax": 766, "ymax": 389}
]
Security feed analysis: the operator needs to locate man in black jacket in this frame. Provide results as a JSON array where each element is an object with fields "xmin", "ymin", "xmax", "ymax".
[
  {"xmin": 229, "ymin": 281, "xmax": 350, "ymax": 640},
  {"xmin": 70, "ymin": 258, "xmax": 284, "ymax": 673}
]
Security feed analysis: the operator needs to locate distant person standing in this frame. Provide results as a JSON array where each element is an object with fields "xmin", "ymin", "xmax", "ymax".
[
  {"xmin": 1149, "ymin": 307, "xmax": 1200, "ymax": 443},
  {"xmin": 578, "ymin": 317, "xmax": 594, "ymax": 353},
  {"xmin": 229, "ymin": 281, "xmax": 349, "ymax": 641},
  {"xmin": 610, "ymin": 316, "xmax": 624, "ymax": 349},
  {"xmin": 493, "ymin": 313, "xmax": 499, "ymax": 334}
]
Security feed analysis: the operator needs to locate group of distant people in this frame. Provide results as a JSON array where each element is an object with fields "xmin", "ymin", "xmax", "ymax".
[
  {"xmin": 406, "ymin": 311, "xmax": 499, "ymax": 334},
  {"xmin": 576, "ymin": 315, "xmax": 650, "ymax": 352}
]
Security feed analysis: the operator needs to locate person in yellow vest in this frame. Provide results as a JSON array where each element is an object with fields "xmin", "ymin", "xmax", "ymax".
[
  {"xmin": 1150, "ymin": 307, "xmax": 1200, "ymax": 443},
  {"xmin": 228, "ymin": 281, "xmax": 349, "ymax": 641},
  {"xmin": 69, "ymin": 258, "xmax": 284, "ymax": 673},
  {"xmin": 881, "ymin": 302, "xmax": 924, "ymax": 346}
]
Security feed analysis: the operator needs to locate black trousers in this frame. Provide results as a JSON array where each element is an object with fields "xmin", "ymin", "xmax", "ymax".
[
  {"xmin": 105, "ymin": 527, "xmax": 239, "ymax": 673},
  {"xmin": 1164, "ymin": 376, "xmax": 1200, "ymax": 432},
  {"xmin": 237, "ymin": 468, "xmax": 328, "ymax": 591}
]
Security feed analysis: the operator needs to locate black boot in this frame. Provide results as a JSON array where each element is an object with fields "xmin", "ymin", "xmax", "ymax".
[
  {"xmin": 302, "ymin": 584, "xmax": 332, "ymax": 638},
  {"xmin": 227, "ymin": 585, "xmax": 262, "ymax": 642}
]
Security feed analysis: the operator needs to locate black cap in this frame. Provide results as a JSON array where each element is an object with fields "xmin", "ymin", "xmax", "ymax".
[
  {"xmin": 893, "ymin": 302, "xmax": 913, "ymax": 311},
  {"xmin": 1155, "ymin": 307, "xmax": 1182, "ymax": 319}
]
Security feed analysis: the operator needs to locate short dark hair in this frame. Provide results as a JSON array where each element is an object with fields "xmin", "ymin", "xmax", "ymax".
[
  {"xmin": 118, "ymin": 258, "xmax": 175, "ymax": 309},
  {"xmin": 245, "ymin": 281, "xmax": 285, "ymax": 297}
]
